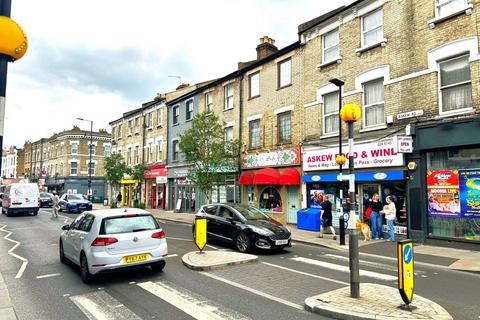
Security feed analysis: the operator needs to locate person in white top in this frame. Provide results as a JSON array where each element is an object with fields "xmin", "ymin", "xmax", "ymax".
[
  {"xmin": 381, "ymin": 195, "xmax": 396, "ymax": 241},
  {"xmin": 52, "ymin": 191, "xmax": 60, "ymax": 219}
]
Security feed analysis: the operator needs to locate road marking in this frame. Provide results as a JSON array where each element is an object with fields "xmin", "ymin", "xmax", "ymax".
[
  {"xmin": 71, "ymin": 291, "xmax": 142, "ymax": 320},
  {"xmin": 36, "ymin": 273, "xmax": 61, "ymax": 279},
  {"xmin": 290, "ymin": 257, "xmax": 397, "ymax": 281},
  {"xmin": 138, "ymin": 280, "xmax": 252, "ymax": 320},
  {"xmin": 0, "ymin": 224, "xmax": 28, "ymax": 279},
  {"xmin": 323, "ymin": 254, "xmax": 426, "ymax": 274},
  {"xmin": 8, "ymin": 227, "xmax": 38, "ymax": 231},
  {"xmin": 205, "ymin": 244, "xmax": 218, "ymax": 249},
  {"xmin": 262, "ymin": 262, "xmax": 348, "ymax": 285},
  {"xmin": 200, "ymin": 272, "xmax": 304, "ymax": 311},
  {"xmin": 167, "ymin": 237, "xmax": 192, "ymax": 242}
]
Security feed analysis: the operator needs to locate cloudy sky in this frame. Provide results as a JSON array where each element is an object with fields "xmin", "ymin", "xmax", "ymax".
[{"xmin": 4, "ymin": 0, "xmax": 352, "ymax": 148}]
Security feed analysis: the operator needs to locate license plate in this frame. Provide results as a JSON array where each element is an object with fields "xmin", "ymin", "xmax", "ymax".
[
  {"xmin": 123, "ymin": 253, "xmax": 149, "ymax": 264},
  {"xmin": 275, "ymin": 239, "xmax": 288, "ymax": 245}
]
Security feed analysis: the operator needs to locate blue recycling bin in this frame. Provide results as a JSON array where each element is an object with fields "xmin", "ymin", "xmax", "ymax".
[{"xmin": 297, "ymin": 208, "xmax": 321, "ymax": 231}]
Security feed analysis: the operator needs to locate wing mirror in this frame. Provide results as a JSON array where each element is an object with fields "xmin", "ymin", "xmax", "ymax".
[{"xmin": 61, "ymin": 224, "xmax": 70, "ymax": 231}]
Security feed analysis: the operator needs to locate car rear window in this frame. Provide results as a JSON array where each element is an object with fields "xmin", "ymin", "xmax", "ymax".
[{"xmin": 100, "ymin": 214, "xmax": 160, "ymax": 235}]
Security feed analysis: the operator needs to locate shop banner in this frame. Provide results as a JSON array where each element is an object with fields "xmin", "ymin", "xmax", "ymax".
[
  {"xmin": 427, "ymin": 170, "xmax": 461, "ymax": 218},
  {"xmin": 303, "ymin": 138, "xmax": 404, "ymax": 171},
  {"xmin": 459, "ymin": 169, "xmax": 480, "ymax": 219},
  {"xmin": 242, "ymin": 148, "xmax": 301, "ymax": 169}
]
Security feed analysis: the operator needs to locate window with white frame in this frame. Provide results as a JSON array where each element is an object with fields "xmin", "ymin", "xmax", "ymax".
[
  {"xmin": 361, "ymin": 9, "xmax": 383, "ymax": 47},
  {"xmin": 172, "ymin": 140, "xmax": 179, "ymax": 161},
  {"xmin": 157, "ymin": 108, "xmax": 163, "ymax": 126},
  {"xmin": 148, "ymin": 112, "xmax": 154, "ymax": 128},
  {"xmin": 157, "ymin": 140, "xmax": 163, "ymax": 161},
  {"xmin": 278, "ymin": 58, "xmax": 292, "ymax": 88},
  {"xmin": 225, "ymin": 126, "xmax": 234, "ymax": 143},
  {"xmin": 71, "ymin": 143, "xmax": 78, "ymax": 154},
  {"xmin": 173, "ymin": 106, "xmax": 179, "ymax": 125},
  {"xmin": 363, "ymin": 78, "xmax": 385, "ymax": 127},
  {"xmin": 70, "ymin": 162, "xmax": 78, "ymax": 175},
  {"xmin": 147, "ymin": 142, "xmax": 153, "ymax": 163},
  {"xmin": 224, "ymin": 84, "xmax": 234, "ymax": 109},
  {"xmin": 323, "ymin": 28, "xmax": 340, "ymax": 62},
  {"xmin": 249, "ymin": 120, "xmax": 261, "ymax": 148},
  {"xmin": 127, "ymin": 147, "xmax": 132, "ymax": 165},
  {"xmin": 436, "ymin": 0, "xmax": 467, "ymax": 17},
  {"xmin": 186, "ymin": 100, "xmax": 194, "ymax": 121},
  {"xmin": 88, "ymin": 162, "xmax": 95, "ymax": 175},
  {"xmin": 278, "ymin": 111, "xmax": 291, "ymax": 143},
  {"xmin": 323, "ymin": 91, "xmax": 339, "ymax": 134},
  {"xmin": 104, "ymin": 144, "xmax": 111, "ymax": 156},
  {"xmin": 89, "ymin": 143, "xmax": 96, "ymax": 156},
  {"xmin": 128, "ymin": 120, "xmax": 133, "ymax": 135},
  {"xmin": 205, "ymin": 92, "xmax": 213, "ymax": 112},
  {"xmin": 249, "ymin": 72, "xmax": 260, "ymax": 98},
  {"xmin": 439, "ymin": 55, "xmax": 472, "ymax": 113},
  {"xmin": 112, "ymin": 127, "xmax": 116, "ymax": 140},
  {"xmin": 117, "ymin": 124, "xmax": 122, "ymax": 139},
  {"xmin": 135, "ymin": 117, "xmax": 139, "ymax": 133},
  {"xmin": 134, "ymin": 146, "xmax": 139, "ymax": 164}
]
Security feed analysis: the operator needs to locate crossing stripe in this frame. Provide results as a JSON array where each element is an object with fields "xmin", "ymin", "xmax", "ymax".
[
  {"xmin": 291, "ymin": 257, "xmax": 397, "ymax": 281},
  {"xmin": 138, "ymin": 280, "xmax": 251, "ymax": 320},
  {"xmin": 262, "ymin": 262, "xmax": 349, "ymax": 285},
  {"xmin": 323, "ymin": 254, "xmax": 426, "ymax": 274},
  {"xmin": 70, "ymin": 291, "xmax": 142, "ymax": 320}
]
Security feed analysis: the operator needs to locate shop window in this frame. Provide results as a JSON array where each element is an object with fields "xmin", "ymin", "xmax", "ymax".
[{"xmin": 259, "ymin": 187, "xmax": 282, "ymax": 212}]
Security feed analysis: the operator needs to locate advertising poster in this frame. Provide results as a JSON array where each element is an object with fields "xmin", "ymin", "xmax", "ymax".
[
  {"xmin": 309, "ymin": 189, "xmax": 324, "ymax": 208},
  {"xmin": 459, "ymin": 169, "xmax": 480, "ymax": 218},
  {"xmin": 427, "ymin": 170, "xmax": 461, "ymax": 218}
]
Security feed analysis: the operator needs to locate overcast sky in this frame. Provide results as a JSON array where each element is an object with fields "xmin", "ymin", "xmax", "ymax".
[{"xmin": 4, "ymin": 0, "xmax": 352, "ymax": 148}]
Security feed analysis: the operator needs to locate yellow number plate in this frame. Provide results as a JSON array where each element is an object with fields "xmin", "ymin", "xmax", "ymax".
[{"xmin": 123, "ymin": 253, "xmax": 149, "ymax": 264}]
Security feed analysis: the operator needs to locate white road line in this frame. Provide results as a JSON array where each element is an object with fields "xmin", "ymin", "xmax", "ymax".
[
  {"xmin": 167, "ymin": 237, "xmax": 192, "ymax": 242},
  {"xmin": 36, "ymin": 273, "xmax": 61, "ymax": 279},
  {"xmin": 323, "ymin": 254, "xmax": 426, "ymax": 274},
  {"xmin": 262, "ymin": 262, "xmax": 349, "ymax": 285},
  {"xmin": 70, "ymin": 291, "xmax": 142, "ymax": 320},
  {"xmin": 0, "ymin": 224, "xmax": 28, "ymax": 279},
  {"xmin": 200, "ymin": 272, "xmax": 304, "ymax": 311},
  {"xmin": 165, "ymin": 254, "xmax": 178, "ymax": 258},
  {"xmin": 8, "ymin": 227, "xmax": 38, "ymax": 231},
  {"xmin": 291, "ymin": 257, "xmax": 397, "ymax": 281},
  {"xmin": 138, "ymin": 280, "xmax": 252, "ymax": 320},
  {"xmin": 205, "ymin": 244, "xmax": 218, "ymax": 249}
]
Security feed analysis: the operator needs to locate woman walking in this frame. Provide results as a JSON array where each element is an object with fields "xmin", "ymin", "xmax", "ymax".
[{"xmin": 369, "ymin": 193, "xmax": 383, "ymax": 240}]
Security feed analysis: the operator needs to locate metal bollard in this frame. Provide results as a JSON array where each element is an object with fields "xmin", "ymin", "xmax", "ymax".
[{"xmin": 339, "ymin": 215, "xmax": 345, "ymax": 245}]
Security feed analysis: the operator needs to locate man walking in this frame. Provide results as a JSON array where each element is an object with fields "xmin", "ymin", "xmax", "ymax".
[
  {"xmin": 52, "ymin": 191, "xmax": 59, "ymax": 219},
  {"xmin": 319, "ymin": 194, "xmax": 337, "ymax": 240},
  {"xmin": 116, "ymin": 191, "xmax": 122, "ymax": 208}
]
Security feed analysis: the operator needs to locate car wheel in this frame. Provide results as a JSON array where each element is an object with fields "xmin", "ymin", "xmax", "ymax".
[
  {"xmin": 6, "ymin": 210, "xmax": 11, "ymax": 217},
  {"xmin": 80, "ymin": 254, "xmax": 94, "ymax": 284},
  {"xmin": 151, "ymin": 261, "xmax": 166, "ymax": 272},
  {"xmin": 59, "ymin": 240, "xmax": 66, "ymax": 264},
  {"xmin": 235, "ymin": 233, "xmax": 251, "ymax": 253},
  {"xmin": 32, "ymin": 211, "xmax": 38, "ymax": 216}
]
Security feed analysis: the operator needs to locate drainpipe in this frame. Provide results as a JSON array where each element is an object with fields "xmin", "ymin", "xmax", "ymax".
[{"xmin": 238, "ymin": 73, "xmax": 244, "ymax": 204}]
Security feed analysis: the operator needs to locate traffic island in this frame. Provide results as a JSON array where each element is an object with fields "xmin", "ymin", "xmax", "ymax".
[
  {"xmin": 182, "ymin": 251, "xmax": 258, "ymax": 271},
  {"xmin": 304, "ymin": 283, "xmax": 452, "ymax": 320}
]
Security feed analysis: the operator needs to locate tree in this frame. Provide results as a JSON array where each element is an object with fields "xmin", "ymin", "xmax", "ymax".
[
  {"xmin": 103, "ymin": 152, "xmax": 129, "ymax": 203},
  {"xmin": 179, "ymin": 111, "xmax": 240, "ymax": 203},
  {"xmin": 127, "ymin": 163, "xmax": 148, "ymax": 208}
]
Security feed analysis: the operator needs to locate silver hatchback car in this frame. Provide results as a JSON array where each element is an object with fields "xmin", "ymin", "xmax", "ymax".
[{"xmin": 59, "ymin": 208, "xmax": 168, "ymax": 283}]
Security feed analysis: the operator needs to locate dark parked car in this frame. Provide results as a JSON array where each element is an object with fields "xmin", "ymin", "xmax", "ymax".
[
  {"xmin": 193, "ymin": 203, "xmax": 291, "ymax": 252},
  {"xmin": 39, "ymin": 192, "xmax": 54, "ymax": 207},
  {"xmin": 58, "ymin": 194, "xmax": 92, "ymax": 213}
]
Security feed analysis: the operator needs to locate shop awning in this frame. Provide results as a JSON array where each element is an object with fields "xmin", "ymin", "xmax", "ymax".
[
  {"xmin": 280, "ymin": 168, "xmax": 300, "ymax": 185},
  {"xmin": 253, "ymin": 168, "xmax": 280, "ymax": 185},
  {"xmin": 144, "ymin": 165, "xmax": 167, "ymax": 179},
  {"xmin": 239, "ymin": 171, "xmax": 255, "ymax": 185}
]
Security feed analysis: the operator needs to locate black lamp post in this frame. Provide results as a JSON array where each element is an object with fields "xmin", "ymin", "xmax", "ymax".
[
  {"xmin": 77, "ymin": 118, "xmax": 93, "ymax": 201},
  {"xmin": 329, "ymin": 78, "xmax": 345, "ymax": 245}
]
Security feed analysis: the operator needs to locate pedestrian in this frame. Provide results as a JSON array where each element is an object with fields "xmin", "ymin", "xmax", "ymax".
[
  {"xmin": 369, "ymin": 193, "xmax": 384, "ymax": 240},
  {"xmin": 381, "ymin": 195, "xmax": 397, "ymax": 241},
  {"xmin": 319, "ymin": 195, "xmax": 337, "ymax": 240},
  {"xmin": 116, "ymin": 191, "xmax": 122, "ymax": 208},
  {"xmin": 52, "ymin": 191, "xmax": 59, "ymax": 219}
]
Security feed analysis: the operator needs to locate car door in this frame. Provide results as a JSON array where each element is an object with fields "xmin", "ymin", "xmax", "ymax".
[
  {"xmin": 71, "ymin": 214, "xmax": 95, "ymax": 260},
  {"xmin": 59, "ymin": 194, "xmax": 67, "ymax": 211},
  {"xmin": 63, "ymin": 215, "xmax": 85, "ymax": 262},
  {"xmin": 202, "ymin": 205, "xmax": 218, "ymax": 238},
  {"xmin": 214, "ymin": 206, "xmax": 238, "ymax": 242}
]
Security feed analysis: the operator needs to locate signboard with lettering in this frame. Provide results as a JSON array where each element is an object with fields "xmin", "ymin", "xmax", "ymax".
[
  {"xmin": 242, "ymin": 148, "xmax": 301, "ymax": 169},
  {"xmin": 303, "ymin": 138, "xmax": 404, "ymax": 171},
  {"xmin": 396, "ymin": 109, "xmax": 423, "ymax": 120},
  {"xmin": 459, "ymin": 169, "xmax": 480, "ymax": 219},
  {"xmin": 427, "ymin": 170, "xmax": 461, "ymax": 218},
  {"xmin": 393, "ymin": 136, "xmax": 413, "ymax": 153}
]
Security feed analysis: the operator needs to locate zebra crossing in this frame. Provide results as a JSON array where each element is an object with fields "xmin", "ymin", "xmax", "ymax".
[{"xmin": 68, "ymin": 253, "xmax": 404, "ymax": 320}]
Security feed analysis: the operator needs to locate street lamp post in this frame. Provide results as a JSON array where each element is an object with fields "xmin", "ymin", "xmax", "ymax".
[
  {"xmin": 329, "ymin": 78, "xmax": 345, "ymax": 245},
  {"xmin": 77, "ymin": 118, "xmax": 93, "ymax": 202}
]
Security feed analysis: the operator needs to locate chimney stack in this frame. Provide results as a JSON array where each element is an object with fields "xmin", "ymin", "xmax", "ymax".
[{"xmin": 256, "ymin": 36, "xmax": 278, "ymax": 60}]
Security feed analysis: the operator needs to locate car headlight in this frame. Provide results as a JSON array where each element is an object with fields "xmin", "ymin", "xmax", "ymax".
[
  {"xmin": 250, "ymin": 225, "xmax": 274, "ymax": 236},
  {"xmin": 285, "ymin": 226, "xmax": 291, "ymax": 233}
]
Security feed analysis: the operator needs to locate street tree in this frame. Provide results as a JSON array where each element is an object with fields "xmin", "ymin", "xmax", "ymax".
[
  {"xmin": 127, "ymin": 163, "xmax": 148, "ymax": 208},
  {"xmin": 103, "ymin": 152, "xmax": 129, "ymax": 204},
  {"xmin": 179, "ymin": 111, "xmax": 240, "ymax": 204}
]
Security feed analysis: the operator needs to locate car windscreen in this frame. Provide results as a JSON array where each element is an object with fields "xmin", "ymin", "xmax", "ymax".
[
  {"xmin": 100, "ymin": 214, "xmax": 160, "ymax": 235},
  {"xmin": 235, "ymin": 206, "xmax": 270, "ymax": 220},
  {"xmin": 67, "ymin": 195, "xmax": 84, "ymax": 200}
]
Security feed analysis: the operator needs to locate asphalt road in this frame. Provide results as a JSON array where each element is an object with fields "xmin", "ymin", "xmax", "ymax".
[{"xmin": 0, "ymin": 208, "xmax": 479, "ymax": 320}]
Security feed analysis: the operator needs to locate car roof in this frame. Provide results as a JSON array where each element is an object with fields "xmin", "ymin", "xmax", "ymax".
[{"xmin": 85, "ymin": 208, "xmax": 153, "ymax": 218}]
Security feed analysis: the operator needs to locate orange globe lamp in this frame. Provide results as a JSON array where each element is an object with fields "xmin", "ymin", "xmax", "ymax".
[
  {"xmin": 0, "ymin": 16, "xmax": 28, "ymax": 61},
  {"xmin": 340, "ymin": 103, "xmax": 361, "ymax": 123},
  {"xmin": 336, "ymin": 154, "xmax": 346, "ymax": 165}
]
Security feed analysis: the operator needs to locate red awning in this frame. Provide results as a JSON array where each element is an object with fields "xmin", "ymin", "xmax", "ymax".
[
  {"xmin": 280, "ymin": 168, "xmax": 300, "ymax": 185},
  {"xmin": 253, "ymin": 168, "xmax": 280, "ymax": 185},
  {"xmin": 239, "ymin": 171, "xmax": 255, "ymax": 185},
  {"xmin": 144, "ymin": 165, "xmax": 167, "ymax": 179}
]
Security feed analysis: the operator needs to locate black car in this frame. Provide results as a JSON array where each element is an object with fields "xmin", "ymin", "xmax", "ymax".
[
  {"xmin": 39, "ymin": 192, "xmax": 54, "ymax": 208},
  {"xmin": 194, "ymin": 203, "xmax": 291, "ymax": 252}
]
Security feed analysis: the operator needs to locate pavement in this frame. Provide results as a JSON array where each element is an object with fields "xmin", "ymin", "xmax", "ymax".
[
  {"xmin": 0, "ymin": 271, "xmax": 16, "ymax": 320},
  {"xmin": 93, "ymin": 204, "xmax": 477, "ymax": 320}
]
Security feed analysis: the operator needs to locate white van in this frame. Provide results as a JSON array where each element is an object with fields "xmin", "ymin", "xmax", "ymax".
[{"xmin": 1, "ymin": 183, "xmax": 40, "ymax": 217}]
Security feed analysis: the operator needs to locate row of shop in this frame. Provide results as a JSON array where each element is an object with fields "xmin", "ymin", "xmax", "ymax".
[{"xmin": 118, "ymin": 126, "xmax": 480, "ymax": 245}]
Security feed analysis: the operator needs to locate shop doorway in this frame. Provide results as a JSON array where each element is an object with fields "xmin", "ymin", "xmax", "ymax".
[
  {"xmin": 150, "ymin": 185, "xmax": 157, "ymax": 209},
  {"xmin": 359, "ymin": 184, "xmax": 381, "ymax": 220},
  {"xmin": 287, "ymin": 186, "xmax": 299, "ymax": 224},
  {"xmin": 176, "ymin": 185, "xmax": 196, "ymax": 212}
]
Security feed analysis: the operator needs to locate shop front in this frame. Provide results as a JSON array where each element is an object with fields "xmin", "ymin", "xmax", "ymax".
[
  {"xmin": 408, "ymin": 118, "xmax": 480, "ymax": 244},
  {"xmin": 167, "ymin": 165, "xmax": 197, "ymax": 213},
  {"xmin": 239, "ymin": 148, "xmax": 301, "ymax": 225},
  {"xmin": 144, "ymin": 165, "xmax": 167, "ymax": 209},
  {"xmin": 303, "ymin": 137, "xmax": 409, "ymax": 234},
  {"xmin": 121, "ymin": 179, "xmax": 139, "ymax": 208}
]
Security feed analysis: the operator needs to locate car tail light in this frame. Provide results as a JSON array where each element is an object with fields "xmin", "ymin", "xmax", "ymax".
[
  {"xmin": 151, "ymin": 230, "xmax": 166, "ymax": 239},
  {"xmin": 91, "ymin": 237, "xmax": 118, "ymax": 246}
]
